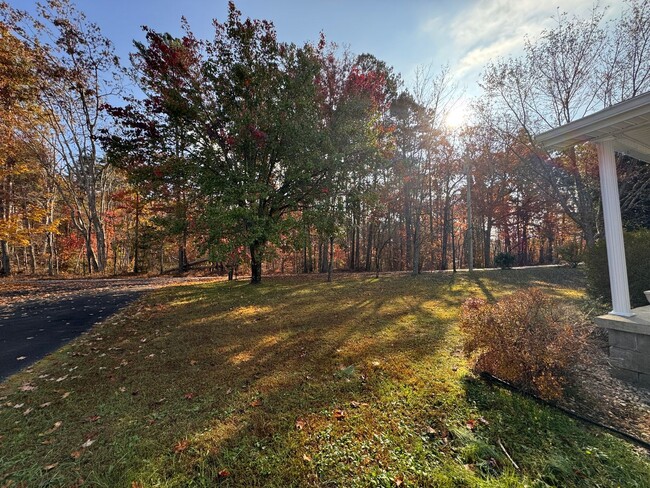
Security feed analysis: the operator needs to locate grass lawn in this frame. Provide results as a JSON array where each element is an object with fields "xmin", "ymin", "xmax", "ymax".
[{"xmin": 1, "ymin": 268, "xmax": 649, "ymax": 487}]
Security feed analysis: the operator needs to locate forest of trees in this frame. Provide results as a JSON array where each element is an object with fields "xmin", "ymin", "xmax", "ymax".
[{"xmin": 1, "ymin": 0, "xmax": 649, "ymax": 283}]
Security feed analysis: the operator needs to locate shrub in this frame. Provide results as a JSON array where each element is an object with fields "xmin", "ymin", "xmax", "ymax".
[
  {"xmin": 585, "ymin": 229, "xmax": 650, "ymax": 308},
  {"xmin": 494, "ymin": 252, "xmax": 515, "ymax": 269},
  {"xmin": 460, "ymin": 288, "xmax": 590, "ymax": 400},
  {"xmin": 556, "ymin": 241, "xmax": 584, "ymax": 268}
]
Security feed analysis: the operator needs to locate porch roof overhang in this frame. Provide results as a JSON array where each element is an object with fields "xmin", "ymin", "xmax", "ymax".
[{"xmin": 536, "ymin": 91, "xmax": 650, "ymax": 162}]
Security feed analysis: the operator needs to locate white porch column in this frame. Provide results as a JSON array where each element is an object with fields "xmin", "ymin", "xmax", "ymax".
[{"xmin": 595, "ymin": 138, "xmax": 633, "ymax": 317}]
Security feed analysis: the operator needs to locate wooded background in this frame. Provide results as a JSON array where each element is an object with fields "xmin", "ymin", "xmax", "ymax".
[{"xmin": 1, "ymin": 1, "xmax": 649, "ymax": 282}]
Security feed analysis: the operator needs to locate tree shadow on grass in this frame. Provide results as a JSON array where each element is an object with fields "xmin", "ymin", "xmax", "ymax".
[
  {"xmin": 0, "ymin": 273, "xmax": 464, "ymax": 486},
  {"xmin": 0, "ymin": 268, "xmax": 598, "ymax": 486}
]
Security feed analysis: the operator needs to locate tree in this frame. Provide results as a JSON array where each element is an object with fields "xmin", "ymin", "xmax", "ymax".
[
  {"xmin": 600, "ymin": 0, "xmax": 650, "ymax": 105},
  {"xmin": 105, "ymin": 25, "xmax": 203, "ymax": 274},
  {"xmin": 481, "ymin": 7, "xmax": 606, "ymax": 248},
  {"xmin": 0, "ymin": 24, "xmax": 50, "ymax": 275},
  {"xmin": 4, "ymin": 0, "xmax": 124, "ymax": 273},
  {"xmin": 197, "ymin": 3, "xmax": 330, "ymax": 283}
]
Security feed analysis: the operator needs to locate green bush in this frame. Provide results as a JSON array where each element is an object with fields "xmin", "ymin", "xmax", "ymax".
[
  {"xmin": 460, "ymin": 288, "xmax": 590, "ymax": 400},
  {"xmin": 494, "ymin": 252, "xmax": 515, "ymax": 269},
  {"xmin": 586, "ymin": 229, "xmax": 650, "ymax": 308},
  {"xmin": 557, "ymin": 241, "xmax": 584, "ymax": 268}
]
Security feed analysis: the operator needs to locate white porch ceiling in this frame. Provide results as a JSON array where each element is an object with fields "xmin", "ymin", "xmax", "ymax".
[{"xmin": 536, "ymin": 91, "xmax": 650, "ymax": 162}]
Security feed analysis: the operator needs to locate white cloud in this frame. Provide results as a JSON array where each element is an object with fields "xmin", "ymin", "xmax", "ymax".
[
  {"xmin": 422, "ymin": 0, "xmax": 609, "ymax": 85},
  {"xmin": 450, "ymin": 0, "xmax": 595, "ymax": 51},
  {"xmin": 452, "ymin": 35, "xmax": 522, "ymax": 79}
]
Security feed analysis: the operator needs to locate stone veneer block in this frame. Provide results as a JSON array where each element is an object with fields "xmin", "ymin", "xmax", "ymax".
[
  {"xmin": 594, "ymin": 304, "xmax": 650, "ymax": 389},
  {"xmin": 639, "ymin": 373, "xmax": 650, "ymax": 389},
  {"xmin": 609, "ymin": 346, "xmax": 650, "ymax": 374},
  {"xmin": 608, "ymin": 329, "xmax": 637, "ymax": 349}
]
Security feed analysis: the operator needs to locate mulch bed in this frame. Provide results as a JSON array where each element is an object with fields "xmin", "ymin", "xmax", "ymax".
[{"xmin": 561, "ymin": 334, "xmax": 650, "ymax": 450}]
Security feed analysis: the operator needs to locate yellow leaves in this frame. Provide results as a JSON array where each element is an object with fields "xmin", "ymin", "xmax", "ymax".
[{"xmin": 0, "ymin": 215, "xmax": 31, "ymax": 246}]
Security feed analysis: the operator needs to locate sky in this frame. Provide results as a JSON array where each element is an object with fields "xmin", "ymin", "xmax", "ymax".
[{"xmin": 12, "ymin": 0, "xmax": 624, "ymax": 124}]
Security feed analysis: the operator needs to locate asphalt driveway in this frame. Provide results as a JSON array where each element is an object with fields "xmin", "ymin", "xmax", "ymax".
[{"xmin": 0, "ymin": 277, "xmax": 218, "ymax": 380}]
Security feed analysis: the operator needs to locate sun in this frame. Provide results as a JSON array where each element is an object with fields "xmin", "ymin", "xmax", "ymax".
[{"xmin": 444, "ymin": 99, "xmax": 469, "ymax": 129}]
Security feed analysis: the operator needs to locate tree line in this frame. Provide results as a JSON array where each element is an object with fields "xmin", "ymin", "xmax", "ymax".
[{"xmin": 1, "ymin": 0, "xmax": 649, "ymax": 283}]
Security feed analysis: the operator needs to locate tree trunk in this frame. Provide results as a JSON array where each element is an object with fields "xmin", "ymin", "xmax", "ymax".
[
  {"xmin": 441, "ymin": 197, "xmax": 450, "ymax": 270},
  {"xmin": 0, "ymin": 240, "xmax": 10, "ymax": 275},
  {"xmin": 484, "ymin": 220, "xmax": 492, "ymax": 268},
  {"xmin": 349, "ymin": 220, "xmax": 356, "ymax": 270},
  {"xmin": 85, "ymin": 230, "xmax": 98, "ymax": 274},
  {"xmin": 365, "ymin": 222, "xmax": 373, "ymax": 272},
  {"xmin": 133, "ymin": 193, "xmax": 140, "ymax": 273},
  {"xmin": 88, "ymin": 177, "xmax": 106, "ymax": 272},
  {"xmin": 178, "ymin": 246, "xmax": 186, "ymax": 274},
  {"xmin": 451, "ymin": 206, "xmax": 456, "ymax": 273},
  {"xmin": 303, "ymin": 230, "xmax": 308, "ymax": 273},
  {"xmin": 412, "ymin": 212, "xmax": 420, "ymax": 276},
  {"xmin": 250, "ymin": 241, "xmax": 263, "ymax": 284},
  {"xmin": 159, "ymin": 241, "xmax": 164, "ymax": 275},
  {"xmin": 327, "ymin": 235, "xmax": 334, "ymax": 283},
  {"xmin": 47, "ymin": 231, "xmax": 55, "ymax": 276}
]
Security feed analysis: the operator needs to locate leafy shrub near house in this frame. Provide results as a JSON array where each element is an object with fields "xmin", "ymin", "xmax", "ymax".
[
  {"xmin": 586, "ymin": 229, "xmax": 650, "ymax": 308},
  {"xmin": 494, "ymin": 251, "xmax": 515, "ymax": 269},
  {"xmin": 557, "ymin": 241, "xmax": 584, "ymax": 268},
  {"xmin": 460, "ymin": 288, "xmax": 590, "ymax": 400}
]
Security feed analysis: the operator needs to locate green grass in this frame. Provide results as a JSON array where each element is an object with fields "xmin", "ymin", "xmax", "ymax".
[{"xmin": 1, "ymin": 267, "xmax": 648, "ymax": 487}]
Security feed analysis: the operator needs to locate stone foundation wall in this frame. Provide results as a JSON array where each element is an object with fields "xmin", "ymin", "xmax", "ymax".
[{"xmin": 608, "ymin": 329, "xmax": 650, "ymax": 388}]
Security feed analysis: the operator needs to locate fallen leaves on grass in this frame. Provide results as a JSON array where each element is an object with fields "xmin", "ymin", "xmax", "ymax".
[
  {"xmin": 174, "ymin": 439, "xmax": 189, "ymax": 453},
  {"xmin": 302, "ymin": 453, "xmax": 312, "ymax": 462},
  {"xmin": 250, "ymin": 399, "xmax": 262, "ymax": 407},
  {"xmin": 295, "ymin": 419, "xmax": 306, "ymax": 430},
  {"xmin": 218, "ymin": 469, "xmax": 230, "ymax": 478},
  {"xmin": 333, "ymin": 409, "xmax": 346, "ymax": 420},
  {"xmin": 466, "ymin": 417, "xmax": 489, "ymax": 431},
  {"xmin": 184, "ymin": 392, "xmax": 194, "ymax": 400},
  {"xmin": 61, "ymin": 392, "xmax": 70, "ymax": 399},
  {"xmin": 70, "ymin": 451, "xmax": 81, "ymax": 460},
  {"xmin": 44, "ymin": 463, "xmax": 58, "ymax": 471},
  {"xmin": 19, "ymin": 383, "xmax": 37, "ymax": 392},
  {"xmin": 41, "ymin": 421, "xmax": 62, "ymax": 436},
  {"xmin": 81, "ymin": 439, "xmax": 95, "ymax": 448}
]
